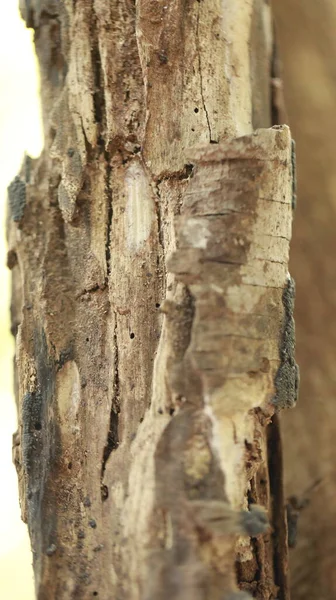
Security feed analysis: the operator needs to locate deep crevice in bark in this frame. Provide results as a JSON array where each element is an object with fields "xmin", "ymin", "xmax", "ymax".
[
  {"xmin": 101, "ymin": 407, "xmax": 119, "ymax": 484},
  {"xmin": 268, "ymin": 416, "xmax": 289, "ymax": 600},
  {"xmin": 101, "ymin": 315, "xmax": 120, "ymax": 483},
  {"xmin": 90, "ymin": 13, "xmax": 104, "ymax": 130},
  {"xmin": 154, "ymin": 182, "xmax": 165, "ymax": 256},
  {"xmin": 105, "ymin": 157, "xmax": 113, "ymax": 276}
]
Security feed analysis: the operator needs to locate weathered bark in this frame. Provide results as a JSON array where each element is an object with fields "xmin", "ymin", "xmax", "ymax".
[
  {"xmin": 8, "ymin": 1, "xmax": 296, "ymax": 599},
  {"xmin": 272, "ymin": 2, "xmax": 336, "ymax": 599}
]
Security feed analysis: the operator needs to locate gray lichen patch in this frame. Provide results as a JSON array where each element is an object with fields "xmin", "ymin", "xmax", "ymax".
[
  {"xmin": 8, "ymin": 176, "xmax": 26, "ymax": 222},
  {"xmin": 272, "ymin": 275, "xmax": 299, "ymax": 409}
]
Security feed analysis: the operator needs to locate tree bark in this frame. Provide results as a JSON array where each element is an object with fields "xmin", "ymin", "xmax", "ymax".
[{"xmin": 8, "ymin": 1, "xmax": 296, "ymax": 599}]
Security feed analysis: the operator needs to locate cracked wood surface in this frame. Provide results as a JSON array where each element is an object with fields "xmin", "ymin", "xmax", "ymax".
[{"xmin": 8, "ymin": 1, "xmax": 294, "ymax": 599}]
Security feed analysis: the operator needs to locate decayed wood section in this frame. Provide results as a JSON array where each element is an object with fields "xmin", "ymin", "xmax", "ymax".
[{"xmin": 8, "ymin": 2, "xmax": 296, "ymax": 599}]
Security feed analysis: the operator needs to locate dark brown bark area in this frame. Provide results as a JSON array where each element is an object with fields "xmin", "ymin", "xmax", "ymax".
[{"xmin": 8, "ymin": 1, "xmax": 294, "ymax": 599}]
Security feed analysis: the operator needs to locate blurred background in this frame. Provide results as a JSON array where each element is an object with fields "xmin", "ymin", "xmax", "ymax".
[
  {"xmin": 0, "ymin": 4, "xmax": 42, "ymax": 599},
  {"xmin": 2, "ymin": 1, "xmax": 336, "ymax": 599},
  {"xmin": 274, "ymin": 2, "xmax": 336, "ymax": 598}
]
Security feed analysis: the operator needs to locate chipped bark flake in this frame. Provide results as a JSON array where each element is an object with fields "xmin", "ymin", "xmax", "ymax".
[
  {"xmin": 67, "ymin": 5, "xmax": 98, "ymax": 149},
  {"xmin": 48, "ymin": 2, "xmax": 98, "ymax": 222},
  {"xmin": 50, "ymin": 89, "xmax": 87, "ymax": 222}
]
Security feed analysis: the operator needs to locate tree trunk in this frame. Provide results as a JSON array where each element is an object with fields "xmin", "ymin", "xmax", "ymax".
[{"xmin": 8, "ymin": 1, "xmax": 296, "ymax": 599}]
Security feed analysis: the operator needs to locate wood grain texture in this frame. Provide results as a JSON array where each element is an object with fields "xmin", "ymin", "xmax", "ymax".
[{"xmin": 8, "ymin": 1, "xmax": 294, "ymax": 598}]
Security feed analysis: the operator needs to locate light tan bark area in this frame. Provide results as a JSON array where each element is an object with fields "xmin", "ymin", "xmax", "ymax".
[{"xmin": 8, "ymin": 1, "xmax": 296, "ymax": 599}]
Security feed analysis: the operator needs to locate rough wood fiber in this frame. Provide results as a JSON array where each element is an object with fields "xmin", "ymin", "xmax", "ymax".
[{"xmin": 8, "ymin": 1, "xmax": 294, "ymax": 599}]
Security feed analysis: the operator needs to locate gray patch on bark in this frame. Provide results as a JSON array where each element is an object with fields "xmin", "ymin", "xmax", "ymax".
[
  {"xmin": 272, "ymin": 276, "xmax": 299, "ymax": 409},
  {"xmin": 240, "ymin": 504, "xmax": 269, "ymax": 536},
  {"xmin": 8, "ymin": 176, "xmax": 26, "ymax": 222},
  {"xmin": 24, "ymin": 328, "xmax": 61, "ymax": 575}
]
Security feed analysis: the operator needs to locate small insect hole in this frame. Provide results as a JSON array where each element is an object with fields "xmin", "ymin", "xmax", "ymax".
[
  {"xmin": 86, "ymin": 337, "xmax": 89, "ymax": 342},
  {"xmin": 130, "ymin": 332, "xmax": 135, "ymax": 339},
  {"xmin": 68, "ymin": 462, "xmax": 72, "ymax": 470},
  {"xmin": 194, "ymin": 107, "xmax": 199, "ymax": 113},
  {"xmin": 93, "ymin": 592, "xmax": 98, "ymax": 597},
  {"xmin": 169, "ymin": 408, "xmax": 175, "ymax": 416},
  {"xmin": 34, "ymin": 422, "xmax": 42, "ymax": 431},
  {"xmin": 155, "ymin": 303, "xmax": 160, "ymax": 308}
]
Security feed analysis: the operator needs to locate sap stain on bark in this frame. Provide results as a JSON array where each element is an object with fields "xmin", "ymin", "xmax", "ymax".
[{"xmin": 272, "ymin": 276, "xmax": 299, "ymax": 410}]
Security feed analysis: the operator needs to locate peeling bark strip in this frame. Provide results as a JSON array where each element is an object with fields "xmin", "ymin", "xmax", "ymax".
[
  {"xmin": 164, "ymin": 126, "xmax": 294, "ymax": 600},
  {"xmin": 8, "ymin": 1, "xmax": 296, "ymax": 599},
  {"xmin": 170, "ymin": 127, "xmax": 294, "ymax": 416}
]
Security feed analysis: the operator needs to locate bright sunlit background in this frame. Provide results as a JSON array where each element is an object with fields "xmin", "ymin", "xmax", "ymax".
[{"xmin": 0, "ymin": 4, "xmax": 43, "ymax": 598}]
